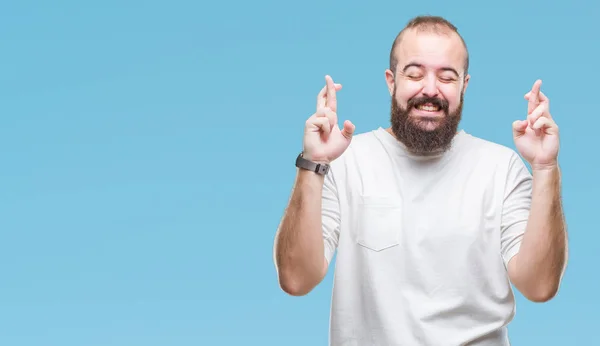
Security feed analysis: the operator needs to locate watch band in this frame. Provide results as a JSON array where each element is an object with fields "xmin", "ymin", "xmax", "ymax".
[{"xmin": 295, "ymin": 153, "xmax": 330, "ymax": 175}]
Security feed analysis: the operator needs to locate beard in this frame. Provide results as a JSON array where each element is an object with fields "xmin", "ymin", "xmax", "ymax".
[{"xmin": 390, "ymin": 88, "xmax": 464, "ymax": 155}]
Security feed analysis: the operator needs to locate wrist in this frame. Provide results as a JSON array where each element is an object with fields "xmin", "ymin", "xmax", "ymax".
[
  {"xmin": 531, "ymin": 161, "xmax": 559, "ymax": 174},
  {"xmin": 296, "ymin": 152, "xmax": 331, "ymax": 176},
  {"xmin": 301, "ymin": 153, "xmax": 330, "ymax": 165},
  {"xmin": 531, "ymin": 163, "xmax": 561, "ymax": 183},
  {"xmin": 297, "ymin": 167, "xmax": 326, "ymax": 180}
]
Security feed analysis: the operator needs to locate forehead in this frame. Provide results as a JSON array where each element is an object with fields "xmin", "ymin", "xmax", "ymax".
[{"xmin": 395, "ymin": 29, "xmax": 466, "ymax": 73}]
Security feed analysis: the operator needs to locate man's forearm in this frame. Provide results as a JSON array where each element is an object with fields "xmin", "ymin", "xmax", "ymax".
[
  {"xmin": 510, "ymin": 165, "xmax": 568, "ymax": 302},
  {"xmin": 274, "ymin": 169, "xmax": 327, "ymax": 296}
]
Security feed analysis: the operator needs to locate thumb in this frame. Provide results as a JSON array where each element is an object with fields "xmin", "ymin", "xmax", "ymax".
[
  {"xmin": 512, "ymin": 119, "xmax": 527, "ymax": 137},
  {"xmin": 341, "ymin": 120, "xmax": 355, "ymax": 140}
]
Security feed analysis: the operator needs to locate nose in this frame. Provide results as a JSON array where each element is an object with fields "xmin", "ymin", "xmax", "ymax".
[{"xmin": 421, "ymin": 74, "xmax": 439, "ymax": 98}]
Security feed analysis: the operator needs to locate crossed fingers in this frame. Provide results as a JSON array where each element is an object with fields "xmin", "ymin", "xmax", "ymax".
[{"xmin": 524, "ymin": 80, "xmax": 557, "ymax": 135}]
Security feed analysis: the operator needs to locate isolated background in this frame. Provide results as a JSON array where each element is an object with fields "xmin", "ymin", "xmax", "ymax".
[{"xmin": 1, "ymin": 0, "xmax": 597, "ymax": 345}]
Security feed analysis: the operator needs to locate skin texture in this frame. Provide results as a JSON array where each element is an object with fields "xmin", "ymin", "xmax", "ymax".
[{"xmin": 274, "ymin": 26, "xmax": 567, "ymax": 301}]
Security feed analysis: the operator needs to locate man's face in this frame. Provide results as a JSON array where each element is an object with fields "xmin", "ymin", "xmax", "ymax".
[{"xmin": 385, "ymin": 29, "xmax": 470, "ymax": 154}]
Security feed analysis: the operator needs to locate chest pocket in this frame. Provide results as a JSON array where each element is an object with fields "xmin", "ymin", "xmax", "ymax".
[{"xmin": 356, "ymin": 195, "xmax": 402, "ymax": 252}]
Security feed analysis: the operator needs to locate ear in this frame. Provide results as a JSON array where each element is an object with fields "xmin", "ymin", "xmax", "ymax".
[
  {"xmin": 462, "ymin": 74, "xmax": 470, "ymax": 94},
  {"xmin": 385, "ymin": 69, "xmax": 395, "ymax": 96}
]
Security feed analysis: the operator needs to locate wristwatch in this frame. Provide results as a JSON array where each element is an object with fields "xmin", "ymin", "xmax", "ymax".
[{"xmin": 295, "ymin": 152, "xmax": 330, "ymax": 175}]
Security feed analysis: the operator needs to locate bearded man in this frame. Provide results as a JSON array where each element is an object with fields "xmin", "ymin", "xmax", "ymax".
[{"xmin": 273, "ymin": 15, "xmax": 568, "ymax": 346}]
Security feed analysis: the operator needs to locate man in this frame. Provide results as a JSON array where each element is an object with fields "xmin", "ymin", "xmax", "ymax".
[{"xmin": 273, "ymin": 15, "xmax": 567, "ymax": 346}]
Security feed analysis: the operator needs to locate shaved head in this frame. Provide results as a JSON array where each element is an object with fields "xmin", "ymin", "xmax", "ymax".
[{"xmin": 389, "ymin": 16, "xmax": 469, "ymax": 76}]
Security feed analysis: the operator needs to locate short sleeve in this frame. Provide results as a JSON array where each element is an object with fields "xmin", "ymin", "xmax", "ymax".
[
  {"xmin": 322, "ymin": 168, "xmax": 342, "ymax": 265},
  {"xmin": 500, "ymin": 152, "xmax": 533, "ymax": 268}
]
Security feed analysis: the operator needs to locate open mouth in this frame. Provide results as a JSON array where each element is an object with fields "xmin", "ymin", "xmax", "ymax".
[{"xmin": 414, "ymin": 103, "xmax": 441, "ymax": 112}]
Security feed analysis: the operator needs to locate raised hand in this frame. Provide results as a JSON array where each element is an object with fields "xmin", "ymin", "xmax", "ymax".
[
  {"xmin": 512, "ymin": 80, "xmax": 560, "ymax": 171},
  {"xmin": 302, "ymin": 75, "xmax": 355, "ymax": 164}
]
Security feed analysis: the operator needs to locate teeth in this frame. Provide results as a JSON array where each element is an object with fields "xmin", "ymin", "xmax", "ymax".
[{"xmin": 416, "ymin": 104, "xmax": 440, "ymax": 111}]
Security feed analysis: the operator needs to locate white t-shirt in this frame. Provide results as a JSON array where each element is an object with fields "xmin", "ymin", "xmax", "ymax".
[{"xmin": 321, "ymin": 127, "xmax": 532, "ymax": 346}]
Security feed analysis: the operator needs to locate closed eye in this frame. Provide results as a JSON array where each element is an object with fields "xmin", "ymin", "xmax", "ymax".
[{"xmin": 439, "ymin": 77, "xmax": 456, "ymax": 83}]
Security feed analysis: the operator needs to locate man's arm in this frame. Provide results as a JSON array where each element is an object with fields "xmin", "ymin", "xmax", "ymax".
[
  {"xmin": 273, "ymin": 168, "xmax": 340, "ymax": 296},
  {"xmin": 508, "ymin": 164, "xmax": 568, "ymax": 302}
]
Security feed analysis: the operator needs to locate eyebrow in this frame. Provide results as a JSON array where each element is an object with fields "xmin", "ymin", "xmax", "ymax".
[{"xmin": 402, "ymin": 63, "xmax": 460, "ymax": 78}]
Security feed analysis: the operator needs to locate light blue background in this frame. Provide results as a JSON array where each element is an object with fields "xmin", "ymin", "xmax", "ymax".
[{"xmin": 1, "ymin": 0, "xmax": 597, "ymax": 345}]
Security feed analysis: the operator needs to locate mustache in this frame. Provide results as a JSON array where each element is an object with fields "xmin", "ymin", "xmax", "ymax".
[{"xmin": 407, "ymin": 96, "xmax": 449, "ymax": 111}]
